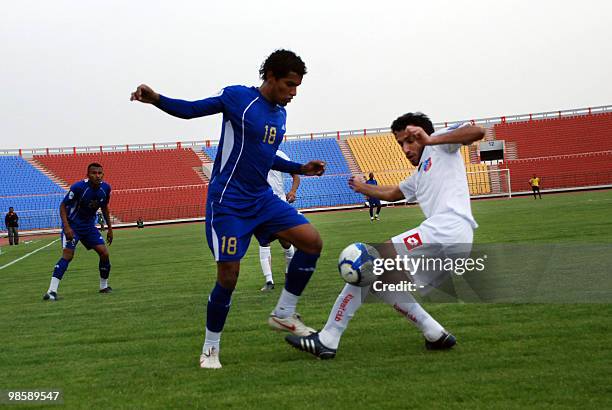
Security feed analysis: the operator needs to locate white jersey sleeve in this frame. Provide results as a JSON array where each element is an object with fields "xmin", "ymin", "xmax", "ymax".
[{"xmin": 398, "ymin": 172, "xmax": 417, "ymax": 203}]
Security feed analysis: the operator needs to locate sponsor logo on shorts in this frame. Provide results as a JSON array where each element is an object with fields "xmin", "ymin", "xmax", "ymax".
[{"xmin": 403, "ymin": 232, "xmax": 422, "ymax": 251}]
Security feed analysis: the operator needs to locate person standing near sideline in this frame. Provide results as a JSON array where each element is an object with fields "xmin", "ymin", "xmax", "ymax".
[
  {"xmin": 5, "ymin": 207, "xmax": 19, "ymax": 245},
  {"xmin": 529, "ymin": 175, "xmax": 542, "ymax": 199},
  {"xmin": 365, "ymin": 173, "xmax": 382, "ymax": 221}
]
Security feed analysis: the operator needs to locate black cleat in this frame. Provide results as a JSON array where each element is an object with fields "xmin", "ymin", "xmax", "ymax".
[
  {"xmin": 285, "ymin": 332, "xmax": 337, "ymax": 360},
  {"xmin": 99, "ymin": 287, "xmax": 113, "ymax": 294},
  {"xmin": 260, "ymin": 281, "xmax": 275, "ymax": 292},
  {"xmin": 43, "ymin": 291, "xmax": 58, "ymax": 301},
  {"xmin": 425, "ymin": 332, "xmax": 456, "ymax": 350}
]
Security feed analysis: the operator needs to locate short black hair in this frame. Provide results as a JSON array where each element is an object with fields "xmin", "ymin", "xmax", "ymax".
[
  {"xmin": 9, "ymin": 207, "xmax": 13, "ymax": 210},
  {"xmin": 259, "ymin": 49, "xmax": 307, "ymax": 80},
  {"xmin": 390, "ymin": 112, "xmax": 435, "ymax": 136},
  {"xmin": 87, "ymin": 162, "xmax": 103, "ymax": 171}
]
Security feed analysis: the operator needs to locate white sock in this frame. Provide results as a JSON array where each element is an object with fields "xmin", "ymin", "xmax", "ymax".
[
  {"xmin": 48, "ymin": 277, "xmax": 60, "ymax": 293},
  {"xmin": 100, "ymin": 278, "xmax": 108, "ymax": 290},
  {"xmin": 259, "ymin": 246, "xmax": 273, "ymax": 283},
  {"xmin": 374, "ymin": 288, "xmax": 444, "ymax": 342},
  {"xmin": 318, "ymin": 284, "xmax": 365, "ymax": 349},
  {"xmin": 203, "ymin": 329, "xmax": 221, "ymax": 353},
  {"xmin": 273, "ymin": 289, "xmax": 299, "ymax": 318},
  {"xmin": 284, "ymin": 245, "xmax": 295, "ymax": 274}
]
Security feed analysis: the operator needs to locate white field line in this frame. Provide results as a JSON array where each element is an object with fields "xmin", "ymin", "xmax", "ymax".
[{"xmin": 0, "ymin": 239, "xmax": 59, "ymax": 270}]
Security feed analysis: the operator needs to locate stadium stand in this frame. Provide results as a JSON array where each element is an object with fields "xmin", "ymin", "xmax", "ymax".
[
  {"xmin": 347, "ymin": 133, "xmax": 489, "ymax": 194},
  {"xmin": 34, "ymin": 149, "xmax": 207, "ymax": 223},
  {"xmin": 0, "ymin": 156, "xmax": 65, "ymax": 196},
  {"xmin": 205, "ymin": 139, "xmax": 362, "ymax": 208},
  {"xmin": 501, "ymin": 151, "xmax": 612, "ymax": 192},
  {"xmin": 493, "ymin": 112, "xmax": 612, "ymax": 159},
  {"xmin": 0, "ymin": 156, "xmax": 65, "ymax": 231},
  {"xmin": 3, "ymin": 105, "xmax": 611, "ymax": 233}
]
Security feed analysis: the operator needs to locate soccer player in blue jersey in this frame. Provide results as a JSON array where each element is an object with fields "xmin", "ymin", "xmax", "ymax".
[
  {"xmin": 43, "ymin": 163, "xmax": 113, "ymax": 301},
  {"xmin": 366, "ymin": 172, "xmax": 382, "ymax": 221},
  {"xmin": 131, "ymin": 49, "xmax": 326, "ymax": 369}
]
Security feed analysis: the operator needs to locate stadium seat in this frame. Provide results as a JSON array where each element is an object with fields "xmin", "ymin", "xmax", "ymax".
[{"xmin": 493, "ymin": 112, "xmax": 612, "ymax": 159}]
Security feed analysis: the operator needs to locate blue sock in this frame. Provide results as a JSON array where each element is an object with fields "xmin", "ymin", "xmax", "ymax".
[
  {"xmin": 285, "ymin": 250, "xmax": 319, "ymax": 296},
  {"xmin": 99, "ymin": 261, "xmax": 111, "ymax": 279},
  {"xmin": 206, "ymin": 282, "xmax": 234, "ymax": 333},
  {"xmin": 52, "ymin": 258, "xmax": 70, "ymax": 279}
]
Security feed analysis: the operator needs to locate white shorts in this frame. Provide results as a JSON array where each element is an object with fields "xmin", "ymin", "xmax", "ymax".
[{"xmin": 389, "ymin": 213, "xmax": 474, "ymax": 293}]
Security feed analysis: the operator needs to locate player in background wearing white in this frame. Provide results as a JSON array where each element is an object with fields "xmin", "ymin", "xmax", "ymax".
[
  {"xmin": 260, "ymin": 149, "xmax": 300, "ymax": 291},
  {"xmin": 286, "ymin": 112, "xmax": 485, "ymax": 359}
]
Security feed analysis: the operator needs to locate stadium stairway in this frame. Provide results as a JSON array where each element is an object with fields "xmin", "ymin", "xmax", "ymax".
[
  {"xmin": 192, "ymin": 151, "xmax": 211, "ymax": 183},
  {"xmin": 337, "ymin": 139, "xmax": 361, "ymax": 175},
  {"xmin": 27, "ymin": 158, "xmax": 69, "ymax": 190}
]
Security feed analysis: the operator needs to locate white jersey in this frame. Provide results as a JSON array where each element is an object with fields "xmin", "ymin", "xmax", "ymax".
[
  {"xmin": 398, "ymin": 123, "xmax": 478, "ymax": 229},
  {"xmin": 268, "ymin": 150, "xmax": 290, "ymax": 200}
]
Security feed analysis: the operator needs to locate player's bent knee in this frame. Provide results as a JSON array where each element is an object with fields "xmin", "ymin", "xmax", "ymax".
[
  {"xmin": 62, "ymin": 250, "xmax": 74, "ymax": 261},
  {"xmin": 304, "ymin": 232, "xmax": 323, "ymax": 254},
  {"xmin": 217, "ymin": 262, "xmax": 240, "ymax": 290}
]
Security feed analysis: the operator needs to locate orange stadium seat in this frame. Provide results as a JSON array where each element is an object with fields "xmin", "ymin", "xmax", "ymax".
[
  {"xmin": 493, "ymin": 112, "xmax": 612, "ymax": 159},
  {"xmin": 347, "ymin": 133, "xmax": 490, "ymax": 194},
  {"xmin": 34, "ymin": 149, "xmax": 207, "ymax": 222}
]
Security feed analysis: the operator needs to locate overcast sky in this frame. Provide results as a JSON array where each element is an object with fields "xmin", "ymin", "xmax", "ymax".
[{"xmin": 1, "ymin": 0, "xmax": 611, "ymax": 150}]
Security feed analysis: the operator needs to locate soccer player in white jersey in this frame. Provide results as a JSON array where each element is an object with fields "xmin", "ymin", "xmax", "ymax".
[
  {"xmin": 260, "ymin": 149, "xmax": 300, "ymax": 291},
  {"xmin": 286, "ymin": 112, "xmax": 485, "ymax": 359}
]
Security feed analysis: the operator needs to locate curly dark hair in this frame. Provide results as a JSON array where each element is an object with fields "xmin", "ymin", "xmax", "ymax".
[
  {"xmin": 259, "ymin": 49, "xmax": 307, "ymax": 80},
  {"xmin": 390, "ymin": 112, "xmax": 435, "ymax": 135},
  {"xmin": 87, "ymin": 162, "xmax": 103, "ymax": 171}
]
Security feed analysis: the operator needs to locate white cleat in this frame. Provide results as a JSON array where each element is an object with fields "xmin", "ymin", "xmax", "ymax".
[
  {"xmin": 268, "ymin": 312, "xmax": 315, "ymax": 336},
  {"xmin": 199, "ymin": 347, "xmax": 222, "ymax": 369}
]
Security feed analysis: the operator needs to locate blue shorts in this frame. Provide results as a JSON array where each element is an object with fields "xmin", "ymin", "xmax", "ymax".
[
  {"xmin": 61, "ymin": 226, "xmax": 105, "ymax": 250},
  {"xmin": 368, "ymin": 198, "xmax": 381, "ymax": 206},
  {"xmin": 206, "ymin": 193, "xmax": 308, "ymax": 262}
]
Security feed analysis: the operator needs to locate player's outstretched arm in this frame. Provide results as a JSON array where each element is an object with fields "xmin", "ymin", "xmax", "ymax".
[
  {"xmin": 407, "ymin": 125, "xmax": 486, "ymax": 146},
  {"xmin": 349, "ymin": 176, "xmax": 404, "ymax": 201},
  {"xmin": 130, "ymin": 84, "xmax": 160, "ymax": 104},
  {"xmin": 300, "ymin": 160, "xmax": 326, "ymax": 176},
  {"xmin": 271, "ymin": 156, "xmax": 326, "ymax": 176},
  {"xmin": 130, "ymin": 84, "xmax": 223, "ymax": 119}
]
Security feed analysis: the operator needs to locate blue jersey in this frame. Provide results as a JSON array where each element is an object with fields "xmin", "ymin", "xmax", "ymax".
[
  {"xmin": 158, "ymin": 85, "xmax": 288, "ymax": 215},
  {"xmin": 366, "ymin": 179, "xmax": 379, "ymax": 203},
  {"xmin": 62, "ymin": 180, "xmax": 112, "ymax": 230}
]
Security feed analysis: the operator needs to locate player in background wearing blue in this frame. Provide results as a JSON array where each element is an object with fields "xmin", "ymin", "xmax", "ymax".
[
  {"xmin": 366, "ymin": 172, "xmax": 382, "ymax": 221},
  {"xmin": 43, "ymin": 163, "xmax": 113, "ymax": 301},
  {"xmin": 131, "ymin": 50, "xmax": 326, "ymax": 369}
]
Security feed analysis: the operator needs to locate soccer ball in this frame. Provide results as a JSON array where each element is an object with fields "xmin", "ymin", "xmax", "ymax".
[{"xmin": 338, "ymin": 242, "xmax": 380, "ymax": 287}]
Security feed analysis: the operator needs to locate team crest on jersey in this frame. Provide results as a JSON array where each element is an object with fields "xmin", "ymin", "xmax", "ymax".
[
  {"xmin": 403, "ymin": 232, "xmax": 423, "ymax": 251},
  {"xmin": 423, "ymin": 157, "xmax": 432, "ymax": 172}
]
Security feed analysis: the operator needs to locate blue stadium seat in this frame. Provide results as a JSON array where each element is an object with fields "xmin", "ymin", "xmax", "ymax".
[
  {"xmin": 203, "ymin": 139, "xmax": 360, "ymax": 209},
  {"xmin": 204, "ymin": 138, "xmax": 350, "ymax": 175},
  {"xmin": 0, "ymin": 156, "xmax": 65, "ymax": 230},
  {"xmin": 284, "ymin": 175, "xmax": 363, "ymax": 209}
]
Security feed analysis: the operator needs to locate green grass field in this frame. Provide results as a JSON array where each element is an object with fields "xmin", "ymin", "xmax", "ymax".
[{"xmin": 1, "ymin": 190, "xmax": 611, "ymax": 409}]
